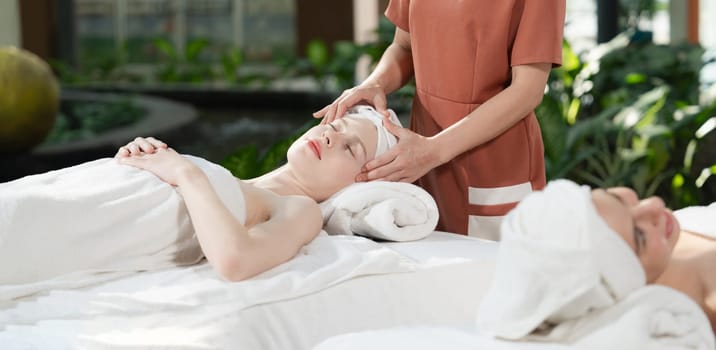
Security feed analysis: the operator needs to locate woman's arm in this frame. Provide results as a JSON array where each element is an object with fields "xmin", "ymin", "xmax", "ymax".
[
  {"xmin": 359, "ymin": 62, "xmax": 552, "ymax": 182},
  {"xmin": 117, "ymin": 147, "xmax": 323, "ymax": 281},
  {"xmin": 314, "ymin": 27, "xmax": 414, "ymax": 123},
  {"xmin": 178, "ymin": 169, "xmax": 322, "ymax": 281},
  {"xmin": 361, "ymin": 27, "xmax": 414, "ymax": 95},
  {"xmin": 431, "ymin": 62, "xmax": 552, "ymax": 164}
]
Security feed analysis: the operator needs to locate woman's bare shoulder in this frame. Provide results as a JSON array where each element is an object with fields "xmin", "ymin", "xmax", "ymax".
[
  {"xmin": 274, "ymin": 195, "xmax": 323, "ymax": 242},
  {"xmin": 239, "ymin": 180, "xmax": 321, "ymax": 234},
  {"xmin": 236, "ymin": 180, "xmax": 274, "ymax": 228}
]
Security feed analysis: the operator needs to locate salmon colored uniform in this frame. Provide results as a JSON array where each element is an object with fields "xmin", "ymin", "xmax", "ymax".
[{"xmin": 385, "ymin": 0, "xmax": 565, "ymax": 239}]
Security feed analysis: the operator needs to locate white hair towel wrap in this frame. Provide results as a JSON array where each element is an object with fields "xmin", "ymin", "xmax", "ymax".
[
  {"xmin": 344, "ymin": 105, "xmax": 402, "ymax": 158},
  {"xmin": 476, "ymin": 179, "xmax": 646, "ymax": 339}
]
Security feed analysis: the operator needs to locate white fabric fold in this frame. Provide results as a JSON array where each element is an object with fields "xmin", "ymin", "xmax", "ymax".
[
  {"xmin": 344, "ymin": 105, "xmax": 402, "ymax": 158},
  {"xmin": 0, "ymin": 233, "xmax": 416, "ymax": 348},
  {"xmin": 540, "ymin": 285, "xmax": 714, "ymax": 350},
  {"xmin": 313, "ymin": 286, "xmax": 713, "ymax": 350},
  {"xmin": 85, "ymin": 233, "xmax": 415, "ymax": 314},
  {"xmin": 320, "ymin": 181, "xmax": 439, "ymax": 242},
  {"xmin": 313, "ymin": 327, "xmax": 573, "ymax": 350},
  {"xmin": 0, "ymin": 155, "xmax": 245, "ymax": 302},
  {"xmin": 476, "ymin": 179, "xmax": 646, "ymax": 339}
]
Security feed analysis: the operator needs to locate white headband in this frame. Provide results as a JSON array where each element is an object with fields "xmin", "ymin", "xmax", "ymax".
[
  {"xmin": 476, "ymin": 179, "xmax": 646, "ymax": 339},
  {"xmin": 344, "ymin": 105, "xmax": 402, "ymax": 158}
]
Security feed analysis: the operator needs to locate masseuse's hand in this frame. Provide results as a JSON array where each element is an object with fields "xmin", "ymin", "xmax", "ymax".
[
  {"xmin": 313, "ymin": 84, "xmax": 389, "ymax": 124},
  {"xmin": 116, "ymin": 147, "xmax": 196, "ymax": 186},
  {"xmin": 356, "ymin": 118, "xmax": 442, "ymax": 183},
  {"xmin": 115, "ymin": 137, "xmax": 168, "ymax": 157}
]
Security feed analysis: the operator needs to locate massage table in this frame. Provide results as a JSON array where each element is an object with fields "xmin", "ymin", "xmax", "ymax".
[{"xmin": 0, "ymin": 232, "xmax": 497, "ymax": 349}]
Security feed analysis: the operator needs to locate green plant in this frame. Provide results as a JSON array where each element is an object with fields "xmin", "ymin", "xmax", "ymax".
[
  {"xmin": 43, "ymin": 97, "xmax": 146, "ymax": 144},
  {"xmin": 220, "ymin": 119, "xmax": 318, "ymax": 179},
  {"xmin": 539, "ymin": 35, "xmax": 716, "ymax": 208},
  {"xmin": 220, "ymin": 47, "xmax": 244, "ymax": 84},
  {"xmin": 154, "ymin": 38, "xmax": 214, "ymax": 83}
]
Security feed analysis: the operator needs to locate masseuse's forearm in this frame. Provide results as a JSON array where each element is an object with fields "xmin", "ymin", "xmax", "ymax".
[
  {"xmin": 176, "ymin": 168, "xmax": 250, "ymax": 276},
  {"xmin": 361, "ymin": 29, "xmax": 414, "ymax": 94},
  {"xmin": 431, "ymin": 64, "xmax": 550, "ymax": 164}
]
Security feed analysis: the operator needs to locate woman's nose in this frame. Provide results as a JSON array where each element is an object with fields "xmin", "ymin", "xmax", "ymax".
[
  {"xmin": 321, "ymin": 129, "xmax": 341, "ymax": 147},
  {"xmin": 633, "ymin": 196, "xmax": 666, "ymax": 225}
]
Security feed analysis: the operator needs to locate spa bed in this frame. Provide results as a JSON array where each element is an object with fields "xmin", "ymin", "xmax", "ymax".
[{"xmin": 0, "ymin": 232, "xmax": 497, "ymax": 349}]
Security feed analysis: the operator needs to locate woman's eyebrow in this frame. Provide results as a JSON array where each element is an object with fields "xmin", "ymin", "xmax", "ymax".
[{"xmin": 602, "ymin": 189, "xmax": 641, "ymax": 254}]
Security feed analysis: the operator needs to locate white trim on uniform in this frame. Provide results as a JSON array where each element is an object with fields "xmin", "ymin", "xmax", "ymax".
[
  {"xmin": 468, "ymin": 182, "xmax": 533, "ymax": 206},
  {"xmin": 468, "ymin": 215, "xmax": 504, "ymax": 240}
]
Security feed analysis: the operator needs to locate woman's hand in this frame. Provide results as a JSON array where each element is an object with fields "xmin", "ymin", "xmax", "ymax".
[
  {"xmin": 116, "ymin": 147, "xmax": 198, "ymax": 186},
  {"xmin": 115, "ymin": 137, "xmax": 168, "ymax": 157},
  {"xmin": 313, "ymin": 84, "xmax": 389, "ymax": 124},
  {"xmin": 356, "ymin": 118, "xmax": 442, "ymax": 183}
]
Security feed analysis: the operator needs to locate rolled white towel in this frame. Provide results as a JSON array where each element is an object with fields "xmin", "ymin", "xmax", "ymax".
[
  {"xmin": 476, "ymin": 179, "xmax": 646, "ymax": 339},
  {"xmin": 320, "ymin": 181, "xmax": 439, "ymax": 242}
]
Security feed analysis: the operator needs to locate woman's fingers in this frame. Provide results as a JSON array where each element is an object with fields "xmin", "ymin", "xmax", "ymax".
[
  {"xmin": 313, "ymin": 105, "xmax": 330, "ymax": 119},
  {"xmin": 116, "ymin": 137, "xmax": 168, "ymax": 157},
  {"xmin": 315, "ymin": 85, "xmax": 387, "ymax": 124},
  {"xmin": 115, "ymin": 146, "xmax": 130, "ymax": 158},
  {"xmin": 128, "ymin": 143, "xmax": 142, "ymax": 155},
  {"xmin": 146, "ymin": 137, "xmax": 168, "ymax": 150},
  {"xmin": 116, "ymin": 153, "xmax": 145, "ymax": 168},
  {"xmin": 133, "ymin": 137, "xmax": 157, "ymax": 153}
]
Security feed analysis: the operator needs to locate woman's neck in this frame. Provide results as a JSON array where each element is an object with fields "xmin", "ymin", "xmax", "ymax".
[{"xmin": 246, "ymin": 165, "xmax": 330, "ymax": 201}]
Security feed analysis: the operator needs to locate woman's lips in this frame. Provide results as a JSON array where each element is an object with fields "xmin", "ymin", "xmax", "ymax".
[
  {"xmin": 308, "ymin": 139, "xmax": 321, "ymax": 159},
  {"xmin": 664, "ymin": 211, "xmax": 674, "ymax": 239}
]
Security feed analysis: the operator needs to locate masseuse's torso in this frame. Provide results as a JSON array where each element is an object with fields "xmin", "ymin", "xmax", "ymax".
[{"xmin": 657, "ymin": 230, "xmax": 716, "ymax": 332}]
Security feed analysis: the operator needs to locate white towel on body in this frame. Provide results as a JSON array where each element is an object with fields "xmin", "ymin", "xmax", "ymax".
[
  {"xmin": 320, "ymin": 181, "xmax": 439, "ymax": 242},
  {"xmin": 674, "ymin": 202, "xmax": 716, "ymax": 239},
  {"xmin": 476, "ymin": 179, "xmax": 646, "ymax": 339},
  {"xmin": 0, "ymin": 233, "xmax": 416, "ymax": 348},
  {"xmin": 0, "ymin": 155, "xmax": 245, "ymax": 302}
]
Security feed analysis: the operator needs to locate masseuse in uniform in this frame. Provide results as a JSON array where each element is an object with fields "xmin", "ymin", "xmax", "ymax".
[{"xmin": 314, "ymin": 0, "xmax": 566, "ymax": 238}]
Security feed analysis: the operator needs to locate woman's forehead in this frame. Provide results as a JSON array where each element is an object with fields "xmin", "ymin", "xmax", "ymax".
[
  {"xmin": 591, "ymin": 190, "xmax": 637, "ymax": 252},
  {"xmin": 342, "ymin": 117, "xmax": 377, "ymax": 137}
]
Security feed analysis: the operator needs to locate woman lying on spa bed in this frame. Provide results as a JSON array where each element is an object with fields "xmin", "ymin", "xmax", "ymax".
[
  {"xmin": 591, "ymin": 185, "xmax": 716, "ymax": 332},
  {"xmin": 479, "ymin": 179, "xmax": 716, "ymax": 339},
  {"xmin": 0, "ymin": 106, "xmax": 401, "ymax": 286},
  {"xmin": 315, "ymin": 179, "xmax": 715, "ymax": 349}
]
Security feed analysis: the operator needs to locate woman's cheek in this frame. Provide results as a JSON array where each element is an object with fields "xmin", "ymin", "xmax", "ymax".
[{"xmin": 333, "ymin": 161, "xmax": 360, "ymax": 182}]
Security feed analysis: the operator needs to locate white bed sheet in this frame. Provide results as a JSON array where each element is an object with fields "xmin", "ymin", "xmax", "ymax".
[{"xmin": 0, "ymin": 232, "xmax": 497, "ymax": 350}]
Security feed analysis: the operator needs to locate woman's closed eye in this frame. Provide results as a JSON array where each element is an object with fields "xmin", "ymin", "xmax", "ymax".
[
  {"xmin": 345, "ymin": 143, "xmax": 355, "ymax": 157},
  {"xmin": 634, "ymin": 225, "xmax": 646, "ymax": 254},
  {"xmin": 329, "ymin": 123, "xmax": 356, "ymax": 158}
]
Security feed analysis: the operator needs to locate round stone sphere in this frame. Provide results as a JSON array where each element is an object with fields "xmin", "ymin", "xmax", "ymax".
[{"xmin": 0, "ymin": 46, "xmax": 59, "ymax": 153}]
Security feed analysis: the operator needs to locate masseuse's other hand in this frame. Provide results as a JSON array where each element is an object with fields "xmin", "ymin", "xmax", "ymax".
[
  {"xmin": 313, "ymin": 84, "xmax": 389, "ymax": 124},
  {"xmin": 115, "ymin": 137, "xmax": 168, "ymax": 157},
  {"xmin": 356, "ymin": 118, "xmax": 441, "ymax": 183},
  {"xmin": 116, "ymin": 147, "xmax": 195, "ymax": 186}
]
